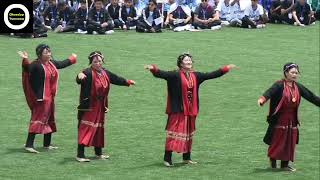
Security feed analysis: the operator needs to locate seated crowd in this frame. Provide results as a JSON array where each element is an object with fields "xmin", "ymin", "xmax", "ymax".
[{"xmin": 14, "ymin": 0, "xmax": 320, "ymax": 37}]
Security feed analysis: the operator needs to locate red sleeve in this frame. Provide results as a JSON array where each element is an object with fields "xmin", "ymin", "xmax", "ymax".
[
  {"xmin": 150, "ymin": 64, "xmax": 159, "ymax": 73},
  {"xmin": 220, "ymin": 66, "xmax": 230, "ymax": 74},
  {"xmin": 22, "ymin": 58, "xmax": 31, "ymax": 72},
  {"xmin": 126, "ymin": 80, "xmax": 135, "ymax": 86},
  {"xmin": 68, "ymin": 55, "xmax": 77, "ymax": 64}
]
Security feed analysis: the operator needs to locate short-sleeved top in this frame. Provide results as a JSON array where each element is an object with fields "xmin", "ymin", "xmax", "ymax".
[
  {"xmin": 231, "ymin": 2, "xmax": 244, "ymax": 19},
  {"xmin": 244, "ymin": 4, "xmax": 264, "ymax": 21},
  {"xmin": 215, "ymin": 1, "xmax": 232, "ymax": 20}
]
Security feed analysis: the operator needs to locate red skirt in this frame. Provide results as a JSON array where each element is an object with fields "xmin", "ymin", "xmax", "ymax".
[
  {"xmin": 28, "ymin": 97, "xmax": 56, "ymax": 134},
  {"xmin": 78, "ymin": 99, "xmax": 106, "ymax": 147},
  {"xmin": 268, "ymin": 111, "xmax": 298, "ymax": 161},
  {"xmin": 165, "ymin": 113, "xmax": 196, "ymax": 153}
]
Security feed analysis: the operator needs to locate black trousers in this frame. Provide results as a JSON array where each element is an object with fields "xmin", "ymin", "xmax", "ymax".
[
  {"xmin": 77, "ymin": 144, "xmax": 102, "ymax": 158},
  {"xmin": 25, "ymin": 133, "xmax": 52, "ymax": 148},
  {"xmin": 193, "ymin": 20, "xmax": 221, "ymax": 29},
  {"xmin": 241, "ymin": 16, "xmax": 258, "ymax": 28},
  {"xmin": 164, "ymin": 151, "xmax": 191, "ymax": 162},
  {"xmin": 136, "ymin": 20, "xmax": 162, "ymax": 33},
  {"xmin": 87, "ymin": 24, "xmax": 114, "ymax": 34}
]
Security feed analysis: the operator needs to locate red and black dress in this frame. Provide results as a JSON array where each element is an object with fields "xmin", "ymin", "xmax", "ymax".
[
  {"xmin": 22, "ymin": 56, "xmax": 76, "ymax": 147},
  {"xmin": 76, "ymin": 67, "xmax": 132, "ymax": 157},
  {"xmin": 260, "ymin": 80, "xmax": 320, "ymax": 163},
  {"xmin": 149, "ymin": 65, "xmax": 230, "ymax": 161}
]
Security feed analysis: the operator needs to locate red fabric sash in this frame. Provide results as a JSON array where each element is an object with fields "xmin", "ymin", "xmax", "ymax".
[{"xmin": 180, "ymin": 71, "xmax": 198, "ymax": 116}]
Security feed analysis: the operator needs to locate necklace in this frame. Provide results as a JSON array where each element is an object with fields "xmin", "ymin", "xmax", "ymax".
[{"xmin": 288, "ymin": 84, "xmax": 296, "ymax": 102}]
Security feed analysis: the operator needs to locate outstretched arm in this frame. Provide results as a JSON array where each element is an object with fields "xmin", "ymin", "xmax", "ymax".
[
  {"xmin": 51, "ymin": 53, "xmax": 77, "ymax": 69},
  {"xmin": 144, "ymin": 64, "xmax": 176, "ymax": 80},
  {"xmin": 106, "ymin": 70, "xmax": 135, "ymax": 86},
  {"xmin": 258, "ymin": 82, "xmax": 282, "ymax": 106},
  {"xmin": 196, "ymin": 64, "xmax": 238, "ymax": 83},
  {"xmin": 297, "ymin": 83, "xmax": 320, "ymax": 107}
]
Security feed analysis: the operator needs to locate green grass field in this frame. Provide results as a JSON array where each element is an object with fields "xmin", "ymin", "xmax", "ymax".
[{"xmin": 0, "ymin": 24, "xmax": 319, "ymax": 180}]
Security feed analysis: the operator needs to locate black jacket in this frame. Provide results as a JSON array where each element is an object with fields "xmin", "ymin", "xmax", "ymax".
[
  {"xmin": 262, "ymin": 80, "xmax": 320, "ymax": 145},
  {"xmin": 27, "ymin": 59, "xmax": 74, "ymax": 100},
  {"xmin": 151, "ymin": 66, "xmax": 228, "ymax": 114},
  {"xmin": 87, "ymin": 8, "xmax": 113, "ymax": 27},
  {"xmin": 76, "ymin": 67, "xmax": 130, "ymax": 120}
]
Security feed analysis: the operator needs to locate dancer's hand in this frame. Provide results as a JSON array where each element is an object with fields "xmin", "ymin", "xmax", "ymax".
[
  {"xmin": 226, "ymin": 64, "xmax": 239, "ymax": 70},
  {"xmin": 257, "ymin": 98, "xmax": 264, "ymax": 106},
  {"xmin": 71, "ymin": 53, "xmax": 77, "ymax": 58},
  {"xmin": 127, "ymin": 80, "xmax": 136, "ymax": 86},
  {"xmin": 144, "ymin": 65, "xmax": 154, "ymax": 70},
  {"xmin": 18, "ymin": 51, "xmax": 28, "ymax": 59},
  {"xmin": 78, "ymin": 72, "xmax": 87, "ymax": 80}
]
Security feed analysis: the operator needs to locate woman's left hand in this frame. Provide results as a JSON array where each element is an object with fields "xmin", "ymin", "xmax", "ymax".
[
  {"xmin": 18, "ymin": 51, "xmax": 28, "ymax": 59},
  {"xmin": 227, "ymin": 64, "xmax": 239, "ymax": 70},
  {"xmin": 127, "ymin": 80, "xmax": 135, "ymax": 86}
]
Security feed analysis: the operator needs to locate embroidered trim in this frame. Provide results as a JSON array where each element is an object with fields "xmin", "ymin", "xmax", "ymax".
[
  {"xmin": 30, "ymin": 120, "xmax": 51, "ymax": 125},
  {"xmin": 275, "ymin": 125, "xmax": 298, "ymax": 129},
  {"xmin": 80, "ymin": 120, "xmax": 104, "ymax": 128},
  {"xmin": 166, "ymin": 131, "xmax": 195, "ymax": 141}
]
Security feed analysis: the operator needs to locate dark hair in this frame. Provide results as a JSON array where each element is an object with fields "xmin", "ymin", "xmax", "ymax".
[
  {"xmin": 149, "ymin": 0, "xmax": 157, "ymax": 5},
  {"xmin": 283, "ymin": 62, "xmax": 300, "ymax": 77},
  {"xmin": 177, "ymin": 53, "xmax": 193, "ymax": 68},
  {"xmin": 80, "ymin": 0, "xmax": 86, "ymax": 3},
  {"xmin": 88, "ymin": 51, "xmax": 105, "ymax": 64},
  {"xmin": 57, "ymin": 1, "xmax": 67, "ymax": 7},
  {"xmin": 95, "ymin": 0, "xmax": 103, "ymax": 2},
  {"xmin": 36, "ymin": 44, "xmax": 50, "ymax": 58}
]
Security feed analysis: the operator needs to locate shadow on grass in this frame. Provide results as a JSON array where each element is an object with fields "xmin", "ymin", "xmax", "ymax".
[
  {"xmin": 58, "ymin": 156, "xmax": 111, "ymax": 164},
  {"xmin": 122, "ymin": 161, "xmax": 200, "ymax": 171},
  {"xmin": 5, "ymin": 147, "xmax": 60, "ymax": 155},
  {"xmin": 251, "ymin": 168, "xmax": 283, "ymax": 174}
]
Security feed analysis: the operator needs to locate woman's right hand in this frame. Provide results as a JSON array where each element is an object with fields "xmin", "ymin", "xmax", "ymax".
[
  {"xmin": 78, "ymin": 72, "xmax": 87, "ymax": 80},
  {"xmin": 18, "ymin": 51, "xmax": 28, "ymax": 59},
  {"xmin": 144, "ymin": 65, "xmax": 154, "ymax": 70},
  {"xmin": 257, "ymin": 98, "xmax": 264, "ymax": 106}
]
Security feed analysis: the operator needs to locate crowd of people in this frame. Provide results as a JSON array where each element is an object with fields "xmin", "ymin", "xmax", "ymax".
[{"xmin": 13, "ymin": 0, "xmax": 319, "ymax": 38}]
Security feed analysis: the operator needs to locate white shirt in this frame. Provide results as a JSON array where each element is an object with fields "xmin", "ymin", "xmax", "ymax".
[
  {"xmin": 231, "ymin": 2, "xmax": 244, "ymax": 19},
  {"xmin": 243, "ymin": 3, "xmax": 264, "ymax": 21},
  {"xmin": 216, "ymin": 1, "xmax": 232, "ymax": 21}
]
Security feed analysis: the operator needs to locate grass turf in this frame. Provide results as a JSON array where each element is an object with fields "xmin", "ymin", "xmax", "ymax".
[{"xmin": 0, "ymin": 24, "xmax": 319, "ymax": 180}]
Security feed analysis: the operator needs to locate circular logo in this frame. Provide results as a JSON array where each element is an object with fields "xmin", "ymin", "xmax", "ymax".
[{"xmin": 4, "ymin": 4, "xmax": 30, "ymax": 30}]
